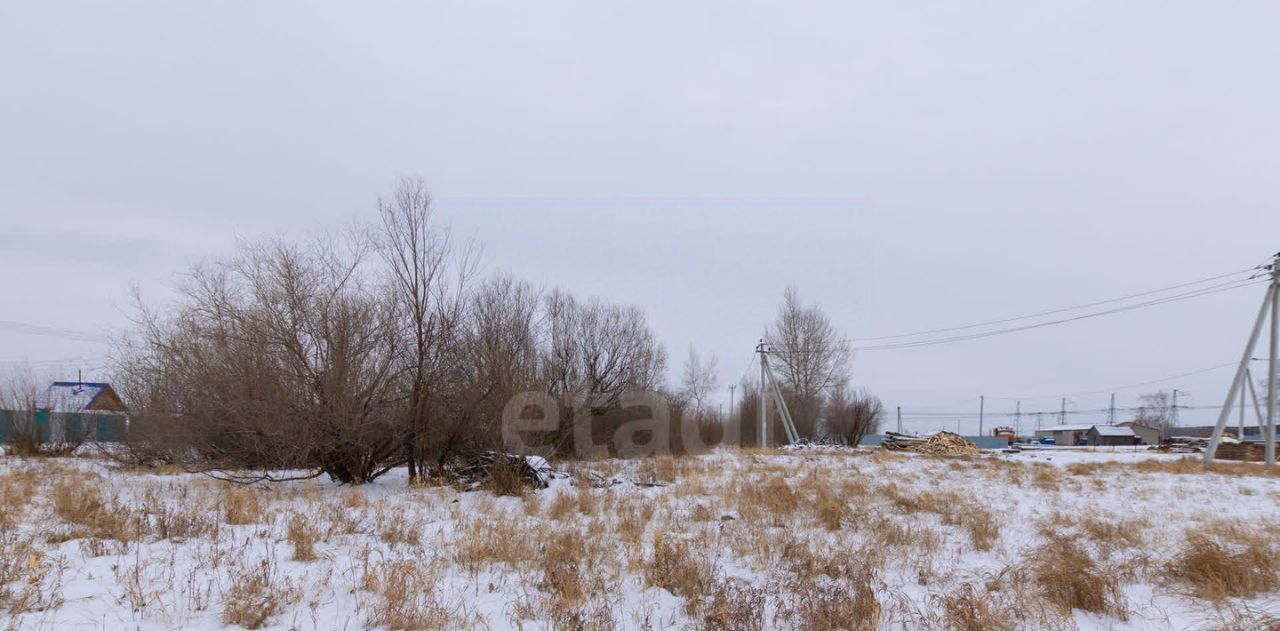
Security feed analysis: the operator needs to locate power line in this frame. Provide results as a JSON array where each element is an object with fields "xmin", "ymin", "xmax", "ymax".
[
  {"xmin": 896, "ymin": 403, "xmax": 1255, "ymax": 420},
  {"xmin": 853, "ymin": 278, "xmax": 1265, "ymax": 351},
  {"xmin": 0, "ymin": 320, "xmax": 111, "ymax": 343},
  {"xmin": 987, "ymin": 360, "xmax": 1239, "ymax": 402},
  {"xmin": 851, "ymin": 266, "xmax": 1260, "ymax": 342}
]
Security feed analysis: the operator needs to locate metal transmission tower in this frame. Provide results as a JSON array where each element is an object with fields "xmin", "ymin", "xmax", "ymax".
[
  {"xmin": 1172, "ymin": 389, "xmax": 1188, "ymax": 427},
  {"xmin": 1204, "ymin": 254, "xmax": 1280, "ymax": 467}
]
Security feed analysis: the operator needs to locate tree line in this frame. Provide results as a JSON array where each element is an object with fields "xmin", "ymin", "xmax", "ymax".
[{"xmin": 85, "ymin": 179, "xmax": 879, "ymax": 483}]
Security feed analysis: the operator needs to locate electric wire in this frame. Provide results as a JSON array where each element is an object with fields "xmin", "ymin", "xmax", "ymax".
[
  {"xmin": 853, "ymin": 278, "xmax": 1265, "ymax": 351},
  {"xmin": 851, "ymin": 266, "xmax": 1262, "ymax": 342}
]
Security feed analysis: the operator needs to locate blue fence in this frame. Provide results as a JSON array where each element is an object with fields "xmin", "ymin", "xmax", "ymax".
[{"xmin": 0, "ymin": 410, "xmax": 127, "ymax": 444}]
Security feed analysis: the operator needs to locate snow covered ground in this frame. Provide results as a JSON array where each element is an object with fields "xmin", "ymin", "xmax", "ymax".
[{"xmin": 1, "ymin": 447, "xmax": 1279, "ymax": 630}]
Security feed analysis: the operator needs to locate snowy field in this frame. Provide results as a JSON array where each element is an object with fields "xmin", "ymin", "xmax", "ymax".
[{"xmin": 2, "ymin": 447, "xmax": 1279, "ymax": 630}]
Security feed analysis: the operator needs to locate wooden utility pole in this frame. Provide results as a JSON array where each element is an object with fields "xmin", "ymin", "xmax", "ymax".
[{"xmin": 979, "ymin": 395, "xmax": 985, "ymax": 436}]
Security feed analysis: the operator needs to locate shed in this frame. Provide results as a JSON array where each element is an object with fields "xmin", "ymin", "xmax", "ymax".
[
  {"xmin": 1087, "ymin": 424, "xmax": 1138, "ymax": 446},
  {"xmin": 1116, "ymin": 421, "xmax": 1161, "ymax": 445},
  {"xmin": 1034, "ymin": 424, "xmax": 1093, "ymax": 446}
]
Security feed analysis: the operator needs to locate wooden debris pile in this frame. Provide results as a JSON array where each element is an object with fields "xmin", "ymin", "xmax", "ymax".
[
  {"xmin": 881, "ymin": 431, "xmax": 981, "ymax": 456},
  {"xmin": 447, "ymin": 451, "xmax": 555, "ymax": 489},
  {"xmin": 1154, "ymin": 437, "xmax": 1207, "ymax": 453},
  {"xmin": 1211, "ymin": 442, "xmax": 1263, "ymax": 462}
]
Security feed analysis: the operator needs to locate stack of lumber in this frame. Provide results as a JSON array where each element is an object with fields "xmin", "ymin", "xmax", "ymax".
[
  {"xmin": 881, "ymin": 431, "xmax": 981, "ymax": 456},
  {"xmin": 1213, "ymin": 442, "xmax": 1263, "ymax": 462}
]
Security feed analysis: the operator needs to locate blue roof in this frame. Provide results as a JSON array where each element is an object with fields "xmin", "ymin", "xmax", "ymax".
[{"xmin": 50, "ymin": 381, "xmax": 111, "ymax": 388}]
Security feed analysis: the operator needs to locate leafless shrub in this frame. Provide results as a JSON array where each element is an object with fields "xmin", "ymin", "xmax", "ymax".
[
  {"xmin": 116, "ymin": 233, "xmax": 404, "ymax": 485},
  {"xmin": 827, "ymin": 386, "xmax": 882, "ymax": 446}
]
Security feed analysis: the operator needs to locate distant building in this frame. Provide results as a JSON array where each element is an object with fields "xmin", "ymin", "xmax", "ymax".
[
  {"xmin": 1116, "ymin": 420, "xmax": 1161, "ymax": 445},
  {"xmin": 36, "ymin": 382, "xmax": 127, "ymax": 414},
  {"xmin": 1087, "ymin": 424, "xmax": 1138, "ymax": 446},
  {"xmin": 1034, "ymin": 424, "xmax": 1093, "ymax": 446},
  {"xmin": 1035, "ymin": 422, "xmax": 1159, "ymax": 446},
  {"xmin": 0, "ymin": 381, "xmax": 130, "ymax": 444}
]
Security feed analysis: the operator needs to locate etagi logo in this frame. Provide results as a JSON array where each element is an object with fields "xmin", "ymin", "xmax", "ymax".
[{"xmin": 501, "ymin": 390, "xmax": 741, "ymax": 458}]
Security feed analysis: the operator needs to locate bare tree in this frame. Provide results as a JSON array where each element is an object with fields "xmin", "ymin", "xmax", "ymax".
[
  {"xmin": 538, "ymin": 290, "xmax": 667, "ymax": 455},
  {"xmin": 376, "ymin": 177, "xmax": 477, "ymax": 482},
  {"xmin": 679, "ymin": 347, "xmax": 719, "ymax": 418},
  {"xmin": 541, "ymin": 291, "xmax": 666, "ymax": 402},
  {"xmin": 1135, "ymin": 391, "xmax": 1174, "ymax": 434},
  {"xmin": 765, "ymin": 286, "xmax": 852, "ymax": 438},
  {"xmin": 826, "ymin": 385, "xmax": 882, "ymax": 446},
  {"xmin": 421, "ymin": 274, "xmax": 542, "ymax": 472},
  {"xmin": 116, "ymin": 233, "xmax": 404, "ymax": 483},
  {"xmin": 0, "ymin": 364, "xmax": 46, "ymax": 455}
]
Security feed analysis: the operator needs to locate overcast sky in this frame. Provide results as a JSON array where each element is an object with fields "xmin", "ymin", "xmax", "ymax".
[{"xmin": 3, "ymin": 2, "xmax": 1279, "ymax": 431}]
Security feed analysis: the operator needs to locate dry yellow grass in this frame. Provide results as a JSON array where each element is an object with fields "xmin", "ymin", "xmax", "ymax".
[
  {"xmin": 940, "ymin": 583, "xmax": 1015, "ymax": 631},
  {"xmin": 1025, "ymin": 533, "xmax": 1127, "ymax": 619},
  {"xmin": 220, "ymin": 486, "xmax": 264, "ymax": 525},
  {"xmin": 3, "ymin": 448, "xmax": 1277, "ymax": 628},
  {"xmin": 644, "ymin": 532, "xmax": 716, "ymax": 613},
  {"xmin": 1165, "ymin": 532, "xmax": 1279, "ymax": 600},
  {"xmin": 220, "ymin": 557, "xmax": 299, "ymax": 629},
  {"xmin": 286, "ymin": 513, "xmax": 318, "ymax": 561},
  {"xmin": 50, "ymin": 477, "xmax": 142, "ymax": 541},
  {"xmin": 0, "ymin": 532, "xmax": 61, "ymax": 615},
  {"xmin": 360, "ymin": 559, "xmax": 461, "ymax": 629}
]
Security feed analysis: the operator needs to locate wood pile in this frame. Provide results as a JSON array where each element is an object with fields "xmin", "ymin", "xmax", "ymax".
[
  {"xmin": 1155, "ymin": 437, "xmax": 1207, "ymax": 453},
  {"xmin": 447, "ymin": 451, "xmax": 554, "ymax": 489},
  {"xmin": 881, "ymin": 431, "xmax": 981, "ymax": 456},
  {"xmin": 1213, "ymin": 442, "xmax": 1263, "ymax": 462}
]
